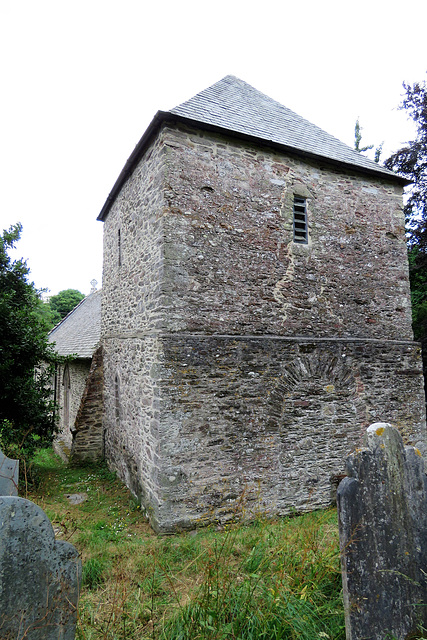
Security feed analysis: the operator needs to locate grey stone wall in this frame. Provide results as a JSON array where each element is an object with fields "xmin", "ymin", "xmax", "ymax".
[
  {"xmin": 101, "ymin": 123, "xmax": 426, "ymax": 532},
  {"xmin": 160, "ymin": 126, "xmax": 412, "ymax": 340},
  {"xmin": 101, "ymin": 132, "xmax": 166, "ymax": 338},
  {"xmin": 54, "ymin": 360, "xmax": 91, "ymax": 460},
  {"xmin": 102, "ymin": 124, "xmax": 412, "ymax": 341},
  {"xmin": 104, "ymin": 334, "xmax": 426, "ymax": 532},
  {"xmin": 103, "ymin": 336, "xmax": 161, "ymax": 511}
]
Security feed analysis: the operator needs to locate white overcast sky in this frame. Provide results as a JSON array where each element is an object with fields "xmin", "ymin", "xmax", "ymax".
[{"xmin": 1, "ymin": 0, "xmax": 426, "ymax": 296}]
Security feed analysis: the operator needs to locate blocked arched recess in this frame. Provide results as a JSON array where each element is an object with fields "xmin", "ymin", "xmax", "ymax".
[{"xmin": 267, "ymin": 350, "xmax": 367, "ymax": 481}]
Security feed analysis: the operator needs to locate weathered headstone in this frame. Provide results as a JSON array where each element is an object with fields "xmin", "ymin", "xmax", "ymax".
[
  {"xmin": 0, "ymin": 496, "xmax": 81, "ymax": 639},
  {"xmin": 0, "ymin": 448, "xmax": 19, "ymax": 496},
  {"xmin": 337, "ymin": 423, "xmax": 427, "ymax": 640}
]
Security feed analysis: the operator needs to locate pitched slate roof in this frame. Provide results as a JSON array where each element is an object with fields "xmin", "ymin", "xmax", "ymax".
[
  {"xmin": 98, "ymin": 76, "xmax": 406, "ymax": 221},
  {"xmin": 171, "ymin": 76, "xmax": 397, "ymax": 180},
  {"xmin": 48, "ymin": 289, "xmax": 101, "ymax": 358}
]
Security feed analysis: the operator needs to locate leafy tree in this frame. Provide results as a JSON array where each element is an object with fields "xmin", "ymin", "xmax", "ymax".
[
  {"xmin": 385, "ymin": 79, "xmax": 427, "ymax": 340},
  {"xmin": 407, "ymin": 245, "xmax": 427, "ymax": 340},
  {"xmin": 0, "ymin": 223, "xmax": 60, "ymax": 463},
  {"xmin": 385, "ymin": 79, "xmax": 427, "ymax": 397},
  {"xmin": 36, "ymin": 296, "xmax": 61, "ymax": 329},
  {"xmin": 49, "ymin": 288, "xmax": 85, "ymax": 321},
  {"xmin": 374, "ymin": 142, "xmax": 383, "ymax": 164},
  {"xmin": 385, "ymin": 80, "xmax": 427, "ymax": 245},
  {"xmin": 354, "ymin": 118, "xmax": 374, "ymax": 154},
  {"xmin": 354, "ymin": 118, "xmax": 383, "ymax": 163}
]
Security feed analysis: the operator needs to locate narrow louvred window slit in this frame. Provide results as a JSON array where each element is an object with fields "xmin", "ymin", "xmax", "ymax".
[{"xmin": 293, "ymin": 196, "xmax": 308, "ymax": 244}]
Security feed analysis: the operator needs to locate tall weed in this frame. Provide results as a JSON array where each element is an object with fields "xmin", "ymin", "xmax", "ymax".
[
  {"xmin": 162, "ymin": 513, "xmax": 344, "ymax": 640},
  {"xmin": 29, "ymin": 450, "xmax": 345, "ymax": 640}
]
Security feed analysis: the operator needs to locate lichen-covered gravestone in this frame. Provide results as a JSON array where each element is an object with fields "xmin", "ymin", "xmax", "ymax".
[
  {"xmin": 0, "ymin": 448, "xmax": 19, "ymax": 496},
  {"xmin": 0, "ymin": 496, "xmax": 81, "ymax": 639},
  {"xmin": 337, "ymin": 423, "xmax": 427, "ymax": 640}
]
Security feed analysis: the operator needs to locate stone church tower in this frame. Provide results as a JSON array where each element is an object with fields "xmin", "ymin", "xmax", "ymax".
[{"xmin": 98, "ymin": 76, "xmax": 426, "ymax": 532}]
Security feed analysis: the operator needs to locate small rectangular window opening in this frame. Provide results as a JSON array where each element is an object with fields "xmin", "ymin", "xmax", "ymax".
[
  {"xmin": 293, "ymin": 197, "xmax": 308, "ymax": 244},
  {"xmin": 118, "ymin": 228, "xmax": 122, "ymax": 266}
]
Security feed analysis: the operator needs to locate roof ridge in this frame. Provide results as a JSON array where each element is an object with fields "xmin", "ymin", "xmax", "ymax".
[
  {"xmin": 49, "ymin": 289, "xmax": 100, "ymax": 335},
  {"xmin": 48, "ymin": 289, "xmax": 102, "ymax": 355}
]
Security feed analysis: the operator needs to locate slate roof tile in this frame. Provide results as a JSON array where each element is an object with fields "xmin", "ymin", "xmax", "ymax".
[
  {"xmin": 98, "ymin": 75, "xmax": 404, "ymax": 221},
  {"xmin": 48, "ymin": 290, "xmax": 101, "ymax": 358},
  {"xmin": 171, "ymin": 75, "xmax": 397, "ymax": 180}
]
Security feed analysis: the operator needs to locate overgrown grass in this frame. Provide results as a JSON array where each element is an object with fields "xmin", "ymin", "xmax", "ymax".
[{"xmin": 28, "ymin": 450, "xmax": 345, "ymax": 639}]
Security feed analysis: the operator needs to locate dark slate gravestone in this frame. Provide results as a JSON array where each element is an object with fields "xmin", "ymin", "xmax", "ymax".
[
  {"xmin": 0, "ymin": 448, "xmax": 19, "ymax": 496},
  {"xmin": 337, "ymin": 423, "xmax": 427, "ymax": 640},
  {"xmin": 0, "ymin": 496, "xmax": 81, "ymax": 640}
]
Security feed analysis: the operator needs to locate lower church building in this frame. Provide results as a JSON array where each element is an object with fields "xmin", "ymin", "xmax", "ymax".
[
  {"xmin": 48, "ymin": 289, "xmax": 103, "ymax": 462},
  {"xmin": 54, "ymin": 77, "xmax": 427, "ymax": 533}
]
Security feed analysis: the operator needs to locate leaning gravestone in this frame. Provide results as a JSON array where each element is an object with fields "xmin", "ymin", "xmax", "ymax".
[
  {"xmin": 0, "ymin": 496, "xmax": 81, "ymax": 640},
  {"xmin": 0, "ymin": 448, "xmax": 19, "ymax": 496},
  {"xmin": 337, "ymin": 423, "xmax": 427, "ymax": 640}
]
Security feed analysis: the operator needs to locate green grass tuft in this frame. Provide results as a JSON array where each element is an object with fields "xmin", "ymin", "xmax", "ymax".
[
  {"xmin": 28, "ymin": 450, "xmax": 345, "ymax": 640},
  {"xmin": 82, "ymin": 556, "xmax": 109, "ymax": 589}
]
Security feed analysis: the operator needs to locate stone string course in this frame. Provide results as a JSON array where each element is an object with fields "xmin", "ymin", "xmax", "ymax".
[{"xmin": 100, "ymin": 124, "xmax": 426, "ymax": 532}]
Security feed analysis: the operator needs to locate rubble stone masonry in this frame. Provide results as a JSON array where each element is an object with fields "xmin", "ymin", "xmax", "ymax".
[
  {"xmin": 54, "ymin": 360, "xmax": 91, "ymax": 460},
  {"xmin": 101, "ymin": 124, "xmax": 426, "ymax": 532},
  {"xmin": 71, "ymin": 346, "xmax": 104, "ymax": 462}
]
